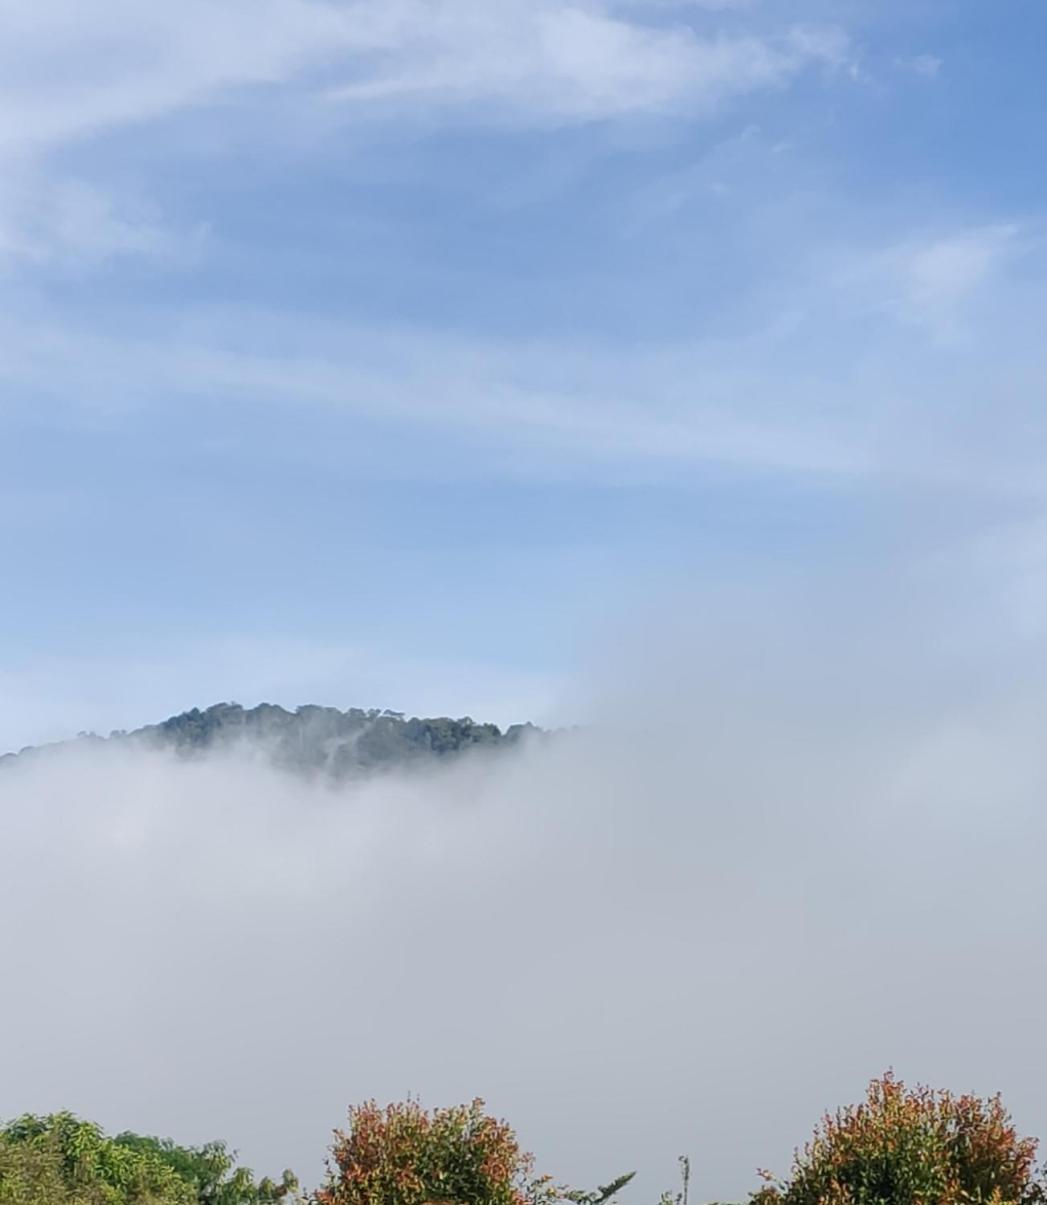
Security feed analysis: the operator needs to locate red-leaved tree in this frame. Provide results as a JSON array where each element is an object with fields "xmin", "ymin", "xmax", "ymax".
[
  {"xmin": 314, "ymin": 1099, "xmax": 557, "ymax": 1205},
  {"xmin": 754, "ymin": 1072, "xmax": 1044, "ymax": 1205}
]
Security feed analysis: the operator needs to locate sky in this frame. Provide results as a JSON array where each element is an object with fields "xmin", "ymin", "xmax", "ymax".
[
  {"xmin": 4, "ymin": 3, "xmax": 1047, "ymax": 1198},
  {"xmin": 3, "ymin": 0, "xmax": 1047, "ymax": 747}
]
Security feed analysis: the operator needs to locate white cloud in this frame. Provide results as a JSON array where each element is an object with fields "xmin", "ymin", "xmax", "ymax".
[
  {"xmin": 613, "ymin": 0, "xmax": 754, "ymax": 10},
  {"xmin": 0, "ymin": 0, "xmax": 850, "ymax": 266},
  {"xmin": 0, "ymin": 0, "xmax": 354, "ymax": 266},
  {"xmin": 3, "ymin": 223, "xmax": 1046, "ymax": 495},
  {"xmin": 902, "ymin": 224, "xmax": 1018, "ymax": 314},
  {"xmin": 789, "ymin": 23, "xmax": 855, "ymax": 73},
  {"xmin": 2, "ymin": 197, "xmax": 1044, "ymax": 497},
  {"xmin": 838, "ymin": 222, "xmax": 1024, "ymax": 340},
  {"xmin": 328, "ymin": 3, "xmax": 850, "ymax": 122},
  {"xmin": 0, "ymin": 0, "xmax": 850, "ymax": 154},
  {"xmin": 4, "ymin": 585, "xmax": 1047, "ymax": 1196},
  {"xmin": 897, "ymin": 52, "xmax": 943, "ymax": 79},
  {"xmin": 0, "ymin": 0, "xmax": 358, "ymax": 155},
  {"xmin": 0, "ymin": 310, "xmax": 870, "ymax": 479},
  {"xmin": 0, "ymin": 169, "xmax": 206, "ymax": 270}
]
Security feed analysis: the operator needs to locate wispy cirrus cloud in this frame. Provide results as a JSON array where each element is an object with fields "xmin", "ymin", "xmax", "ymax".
[
  {"xmin": 0, "ymin": 172, "xmax": 207, "ymax": 270},
  {"xmin": 900, "ymin": 225, "xmax": 1020, "ymax": 318},
  {"xmin": 896, "ymin": 52, "xmax": 943, "ymax": 78},
  {"xmin": 0, "ymin": 0, "xmax": 356, "ymax": 269},
  {"xmin": 0, "ymin": 0, "xmax": 355, "ymax": 155},
  {"xmin": 1, "ymin": 0, "xmax": 850, "ymax": 154},
  {"xmin": 3, "ymin": 256, "xmax": 1045, "ymax": 499},
  {"xmin": 0, "ymin": 308, "xmax": 871, "ymax": 479},
  {"xmin": 0, "ymin": 0, "xmax": 850, "ymax": 269},
  {"xmin": 840, "ymin": 222, "xmax": 1025, "ymax": 338},
  {"xmin": 327, "ymin": 4, "xmax": 851, "ymax": 122}
]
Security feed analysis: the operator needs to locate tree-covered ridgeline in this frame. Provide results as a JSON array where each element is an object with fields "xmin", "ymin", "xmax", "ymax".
[{"xmin": 0, "ymin": 701, "xmax": 546, "ymax": 778}]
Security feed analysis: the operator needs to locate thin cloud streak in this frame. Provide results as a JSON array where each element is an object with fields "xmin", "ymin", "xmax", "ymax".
[
  {"xmin": 0, "ymin": 0, "xmax": 850, "ymax": 269},
  {"xmin": 5, "ymin": 244, "xmax": 1047, "ymax": 494},
  {"xmin": 0, "ymin": 0, "xmax": 848, "ymax": 156},
  {"xmin": 0, "ymin": 312, "xmax": 872, "ymax": 478},
  {"xmin": 326, "ymin": 7, "xmax": 850, "ymax": 123}
]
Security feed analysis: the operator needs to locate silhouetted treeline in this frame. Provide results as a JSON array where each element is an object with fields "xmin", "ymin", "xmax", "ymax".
[{"xmin": 0, "ymin": 702, "xmax": 545, "ymax": 778}]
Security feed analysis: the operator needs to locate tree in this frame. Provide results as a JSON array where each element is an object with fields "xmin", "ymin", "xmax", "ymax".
[
  {"xmin": 753, "ymin": 1072, "xmax": 1045, "ymax": 1205},
  {"xmin": 0, "ymin": 1115, "xmax": 296, "ymax": 1205},
  {"xmin": 0, "ymin": 1113, "xmax": 192, "ymax": 1204},
  {"xmin": 114, "ymin": 1134, "xmax": 298, "ymax": 1204},
  {"xmin": 314, "ymin": 1098, "xmax": 631, "ymax": 1205}
]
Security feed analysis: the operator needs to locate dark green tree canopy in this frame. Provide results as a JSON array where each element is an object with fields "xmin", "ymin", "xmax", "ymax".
[
  {"xmin": 0, "ymin": 1115, "xmax": 295, "ymax": 1205},
  {"xmin": 0, "ymin": 702, "xmax": 545, "ymax": 778}
]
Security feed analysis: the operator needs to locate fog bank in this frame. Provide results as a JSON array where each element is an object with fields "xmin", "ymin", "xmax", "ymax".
[{"xmin": 3, "ymin": 591, "xmax": 1047, "ymax": 1199}]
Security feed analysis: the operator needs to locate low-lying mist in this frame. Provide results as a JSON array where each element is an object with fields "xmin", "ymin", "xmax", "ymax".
[{"xmin": 3, "ymin": 583, "xmax": 1047, "ymax": 1200}]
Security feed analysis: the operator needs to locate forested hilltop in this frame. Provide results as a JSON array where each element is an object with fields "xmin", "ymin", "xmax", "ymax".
[{"xmin": 0, "ymin": 702, "xmax": 543, "ymax": 778}]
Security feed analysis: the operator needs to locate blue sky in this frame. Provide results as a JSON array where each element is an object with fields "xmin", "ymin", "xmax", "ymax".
[{"xmin": 3, "ymin": 0, "xmax": 1047, "ymax": 746}]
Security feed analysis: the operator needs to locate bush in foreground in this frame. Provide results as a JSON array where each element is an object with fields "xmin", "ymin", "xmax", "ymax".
[
  {"xmin": 4, "ymin": 1074, "xmax": 1042, "ymax": 1205},
  {"xmin": 314, "ymin": 1098, "xmax": 631, "ymax": 1205},
  {"xmin": 0, "ymin": 1114, "xmax": 295, "ymax": 1205},
  {"xmin": 0, "ymin": 1114, "xmax": 191, "ymax": 1204},
  {"xmin": 753, "ymin": 1072, "xmax": 1044, "ymax": 1205},
  {"xmin": 315, "ymin": 1098, "xmax": 544, "ymax": 1205}
]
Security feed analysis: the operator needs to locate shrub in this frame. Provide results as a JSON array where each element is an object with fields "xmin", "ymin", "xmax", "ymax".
[
  {"xmin": 754, "ymin": 1072, "xmax": 1044, "ymax": 1205},
  {"xmin": 314, "ymin": 1098, "xmax": 632, "ymax": 1205},
  {"xmin": 315, "ymin": 1099, "xmax": 544, "ymax": 1205}
]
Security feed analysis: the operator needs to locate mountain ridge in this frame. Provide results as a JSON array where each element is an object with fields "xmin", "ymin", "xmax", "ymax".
[{"xmin": 0, "ymin": 700, "xmax": 543, "ymax": 778}]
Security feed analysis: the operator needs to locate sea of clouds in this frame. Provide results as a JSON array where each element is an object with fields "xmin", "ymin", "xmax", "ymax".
[{"xmin": 3, "ymin": 574, "xmax": 1046, "ymax": 1199}]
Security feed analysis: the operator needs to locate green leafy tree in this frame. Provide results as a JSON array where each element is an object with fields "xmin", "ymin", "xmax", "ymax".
[
  {"xmin": 0, "ymin": 1115, "xmax": 295, "ymax": 1205},
  {"xmin": 1, "ymin": 1135, "xmax": 104, "ymax": 1205},
  {"xmin": 0, "ymin": 1114, "xmax": 191, "ymax": 1204},
  {"xmin": 114, "ymin": 1134, "xmax": 297, "ymax": 1204}
]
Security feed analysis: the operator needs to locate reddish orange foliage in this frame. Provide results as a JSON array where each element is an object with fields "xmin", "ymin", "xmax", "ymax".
[
  {"xmin": 316, "ymin": 1099, "xmax": 545, "ymax": 1205},
  {"xmin": 754, "ymin": 1072, "xmax": 1043, "ymax": 1205}
]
